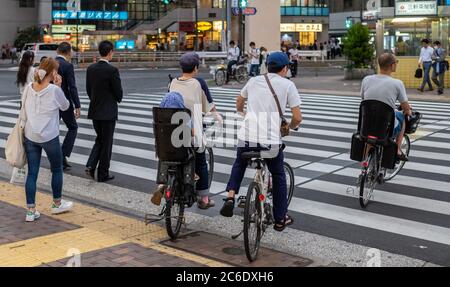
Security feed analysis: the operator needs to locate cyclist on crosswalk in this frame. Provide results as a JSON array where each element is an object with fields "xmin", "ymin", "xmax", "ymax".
[
  {"xmin": 220, "ymin": 51, "xmax": 303, "ymax": 231},
  {"xmin": 360, "ymin": 53, "xmax": 412, "ymax": 161}
]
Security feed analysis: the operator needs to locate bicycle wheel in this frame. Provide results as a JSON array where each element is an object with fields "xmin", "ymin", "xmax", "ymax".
[
  {"xmin": 283, "ymin": 162, "xmax": 295, "ymax": 207},
  {"xmin": 215, "ymin": 69, "xmax": 226, "ymax": 86},
  {"xmin": 359, "ymin": 150, "xmax": 377, "ymax": 208},
  {"xmin": 235, "ymin": 66, "xmax": 248, "ymax": 83},
  {"xmin": 384, "ymin": 135, "xmax": 411, "ymax": 182},
  {"xmin": 243, "ymin": 182, "xmax": 263, "ymax": 262},
  {"xmin": 205, "ymin": 147, "xmax": 214, "ymax": 188},
  {"xmin": 165, "ymin": 176, "xmax": 185, "ymax": 239}
]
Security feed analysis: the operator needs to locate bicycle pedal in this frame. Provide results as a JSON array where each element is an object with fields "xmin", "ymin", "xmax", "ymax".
[{"xmin": 237, "ymin": 196, "xmax": 246, "ymax": 208}]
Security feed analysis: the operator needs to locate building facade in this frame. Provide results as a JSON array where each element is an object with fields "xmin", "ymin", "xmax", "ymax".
[
  {"xmin": 280, "ymin": 0, "xmax": 330, "ymax": 48},
  {"xmin": 330, "ymin": 0, "xmax": 450, "ymax": 88},
  {"xmin": 0, "ymin": 0, "xmax": 39, "ymax": 47}
]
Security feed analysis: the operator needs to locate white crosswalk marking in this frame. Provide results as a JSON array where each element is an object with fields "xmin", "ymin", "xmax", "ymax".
[{"xmin": 1, "ymin": 87, "xmax": 450, "ymax": 263}]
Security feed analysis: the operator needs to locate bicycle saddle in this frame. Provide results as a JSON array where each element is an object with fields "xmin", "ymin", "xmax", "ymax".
[{"xmin": 241, "ymin": 151, "xmax": 262, "ymax": 160}]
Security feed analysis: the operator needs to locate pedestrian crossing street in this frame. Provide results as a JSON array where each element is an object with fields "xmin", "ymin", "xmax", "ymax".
[{"xmin": 1, "ymin": 87, "xmax": 450, "ymax": 264}]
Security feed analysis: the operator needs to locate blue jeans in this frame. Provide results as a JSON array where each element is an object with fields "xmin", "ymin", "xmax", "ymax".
[
  {"xmin": 250, "ymin": 64, "xmax": 260, "ymax": 77},
  {"xmin": 195, "ymin": 151, "xmax": 209, "ymax": 197},
  {"xmin": 393, "ymin": 111, "xmax": 405, "ymax": 138},
  {"xmin": 24, "ymin": 137, "xmax": 63, "ymax": 208},
  {"xmin": 226, "ymin": 142, "xmax": 287, "ymax": 223},
  {"xmin": 420, "ymin": 62, "xmax": 433, "ymax": 90}
]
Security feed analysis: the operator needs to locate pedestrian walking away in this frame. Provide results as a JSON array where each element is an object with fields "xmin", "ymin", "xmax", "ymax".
[
  {"xmin": 22, "ymin": 58, "xmax": 73, "ymax": 222},
  {"xmin": 85, "ymin": 40, "xmax": 123, "ymax": 182},
  {"xmin": 431, "ymin": 40, "xmax": 447, "ymax": 95},
  {"xmin": 418, "ymin": 39, "xmax": 434, "ymax": 92},
  {"xmin": 56, "ymin": 42, "xmax": 80, "ymax": 170}
]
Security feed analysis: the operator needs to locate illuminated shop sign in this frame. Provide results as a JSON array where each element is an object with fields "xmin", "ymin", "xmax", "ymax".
[
  {"xmin": 115, "ymin": 40, "xmax": 135, "ymax": 50},
  {"xmin": 395, "ymin": 1, "xmax": 437, "ymax": 16},
  {"xmin": 280, "ymin": 23, "xmax": 323, "ymax": 32},
  {"xmin": 52, "ymin": 11, "xmax": 128, "ymax": 20},
  {"xmin": 52, "ymin": 25, "xmax": 96, "ymax": 33}
]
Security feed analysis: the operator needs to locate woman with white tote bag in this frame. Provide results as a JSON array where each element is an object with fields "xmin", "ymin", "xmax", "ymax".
[
  {"xmin": 10, "ymin": 58, "xmax": 73, "ymax": 222},
  {"xmin": 10, "ymin": 51, "xmax": 36, "ymax": 184}
]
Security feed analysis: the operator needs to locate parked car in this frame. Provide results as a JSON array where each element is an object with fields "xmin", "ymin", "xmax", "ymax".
[{"xmin": 20, "ymin": 43, "xmax": 58, "ymax": 64}]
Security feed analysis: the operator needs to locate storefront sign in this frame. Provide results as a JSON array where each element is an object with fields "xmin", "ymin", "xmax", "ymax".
[
  {"xmin": 197, "ymin": 22, "xmax": 213, "ymax": 31},
  {"xmin": 179, "ymin": 22, "xmax": 195, "ymax": 32},
  {"xmin": 280, "ymin": 23, "xmax": 323, "ymax": 32},
  {"xmin": 395, "ymin": 1, "xmax": 437, "ymax": 16},
  {"xmin": 213, "ymin": 21, "xmax": 223, "ymax": 31},
  {"xmin": 52, "ymin": 25, "xmax": 96, "ymax": 34},
  {"xmin": 52, "ymin": 10, "xmax": 128, "ymax": 20}
]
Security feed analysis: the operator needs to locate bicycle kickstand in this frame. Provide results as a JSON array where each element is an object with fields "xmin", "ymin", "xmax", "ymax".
[{"xmin": 231, "ymin": 229, "xmax": 244, "ymax": 240}]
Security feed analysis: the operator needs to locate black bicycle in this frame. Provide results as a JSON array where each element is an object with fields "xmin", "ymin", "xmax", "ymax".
[
  {"xmin": 353, "ymin": 101, "xmax": 421, "ymax": 208},
  {"xmin": 146, "ymin": 107, "xmax": 216, "ymax": 239}
]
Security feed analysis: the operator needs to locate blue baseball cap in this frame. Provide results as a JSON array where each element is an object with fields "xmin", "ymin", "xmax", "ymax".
[
  {"xmin": 180, "ymin": 52, "xmax": 200, "ymax": 70},
  {"xmin": 267, "ymin": 52, "xmax": 291, "ymax": 67}
]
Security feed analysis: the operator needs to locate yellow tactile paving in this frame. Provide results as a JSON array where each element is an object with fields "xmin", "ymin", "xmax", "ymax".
[
  {"xmin": 0, "ymin": 228, "xmax": 125, "ymax": 267},
  {"xmin": 0, "ymin": 181, "xmax": 229, "ymax": 267}
]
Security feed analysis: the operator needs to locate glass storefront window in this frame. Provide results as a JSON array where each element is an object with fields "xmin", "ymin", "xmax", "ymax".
[{"xmin": 383, "ymin": 17, "xmax": 449, "ymax": 56}]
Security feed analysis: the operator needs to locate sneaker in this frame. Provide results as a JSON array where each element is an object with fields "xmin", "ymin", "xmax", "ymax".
[
  {"xmin": 25, "ymin": 210, "xmax": 40, "ymax": 222},
  {"xmin": 220, "ymin": 198, "xmax": 235, "ymax": 217},
  {"xmin": 197, "ymin": 198, "xmax": 215, "ymax": 210},
  {"xmin": 151, "ymin": 185, "xmax": 165, "ymax": 206},
  {"xmin": 51, "ymin": 200, "xmax": 73, "ymax": 214}
]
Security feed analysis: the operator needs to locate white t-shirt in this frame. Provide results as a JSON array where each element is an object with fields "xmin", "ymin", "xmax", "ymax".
[
  {"xmin": 24, "ymin": 83, "xmax": 70, "ymax": 143},
  {"xmin": 238, "ymin": 73, "xmax": 302, "ymax": 145},
  {"xmin": 228, "ymin": 46, "xmax": 240, "ymax": 61},
  {"xmin": 289, "ymin": 49, "xmax": 299, "ymax": 61},
  {"xmin": 249, "ymin": 48, "xmax": 260, "ymax": 65}
]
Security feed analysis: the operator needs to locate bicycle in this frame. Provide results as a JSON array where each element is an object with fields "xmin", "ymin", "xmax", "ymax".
[
  {"xmin": 354, "ymin": 102, "xmax": 420, "ymax": 208},
  {"xmin": 214, "ymin": 58, "xmax": 248, "ymax": 86},
  {"xmin": 231, "ymin": 145, "xmax": 295, "ymax": 262},
  {"xmin": 146, "ymin": 107, "xmax": 216, "ymax": 239}
]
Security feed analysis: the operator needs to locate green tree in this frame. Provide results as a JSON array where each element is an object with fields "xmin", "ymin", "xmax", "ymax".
[
  {"xmin": 343, "ymin": 23, "xmax": 375, "ymax": 69},
  {"xmin": 14, "ymin": 26, "xmax": 40, "ymax": 49}
]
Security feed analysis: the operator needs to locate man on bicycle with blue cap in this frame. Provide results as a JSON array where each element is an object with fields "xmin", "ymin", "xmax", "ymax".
[{"xmin": 220, "ymin": 51, "xmax": 303, "ymax": 232}]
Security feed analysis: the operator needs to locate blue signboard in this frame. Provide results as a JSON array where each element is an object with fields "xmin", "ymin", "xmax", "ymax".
[
  {"xmin": 52, "ymin": 10, "xmax": 128, "ymax": 20},
  {"xmin": 115, "ymin": 40, "xmax": 135, "ymax": 50}
]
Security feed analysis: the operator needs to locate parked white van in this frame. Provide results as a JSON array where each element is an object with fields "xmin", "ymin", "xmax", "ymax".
[{"xmin": 21, "ymin": 43, "xmax": 58, "ymax": 64}]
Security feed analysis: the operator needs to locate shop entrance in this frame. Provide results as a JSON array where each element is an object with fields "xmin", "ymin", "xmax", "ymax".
[{"xmin": 299, "ymin": 32, "xmax": 316, "ymax": 46}]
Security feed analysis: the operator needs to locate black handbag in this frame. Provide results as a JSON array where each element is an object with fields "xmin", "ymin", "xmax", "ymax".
[{"xmin": 414, "ymin": 68, "xmax": 423, "ymax": 79}]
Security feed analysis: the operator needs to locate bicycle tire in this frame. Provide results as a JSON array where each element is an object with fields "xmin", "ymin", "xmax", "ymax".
[
  {"xmin": 235, "ymin": 66, "xmax": 248, "ymax": 83},
  {"xmin": 243, "ymin": 182, "xmax": 262, "ymax": 262},
  {"xmin": 165, "ymin": 176, "xmax": 185, "ymax": 239},
  {"xmin": 215, "ymin": 69, "xmax": 226, "ymax": 86},
  {"xmin": 359, "ymin": 150, "xmax": 376, "ymax": 208},
  {"xmin": 384, "ymin": 135, "xmax": 411, "ymax": 182},
  {"xmin": 284, "ymin": 162, "xmax": 295, "ymax": 207},
  {"xmin": 205, "ymin": 147, "xmax": 214, "ymax": 188}
]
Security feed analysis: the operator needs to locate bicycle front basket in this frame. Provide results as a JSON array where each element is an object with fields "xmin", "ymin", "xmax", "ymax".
[{"xmin": 405, "ymin": 110, "xmax": 422, "ymax": 134}]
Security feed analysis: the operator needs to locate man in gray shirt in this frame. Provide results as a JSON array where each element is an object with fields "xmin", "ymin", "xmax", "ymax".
[{"xmin": 361, "ymin": 53, "xmax": 412, "ymax": 161}]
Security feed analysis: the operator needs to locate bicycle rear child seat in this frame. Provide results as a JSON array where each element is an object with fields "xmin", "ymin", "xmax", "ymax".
[{"xmin": 358, "ymin": 100, "xmax": 395, "ymax": 146}]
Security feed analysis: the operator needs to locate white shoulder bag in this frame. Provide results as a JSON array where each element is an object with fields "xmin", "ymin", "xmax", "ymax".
[{"xmin": 5, "ymin": 84, "xmax": 30, "ymax": 168}]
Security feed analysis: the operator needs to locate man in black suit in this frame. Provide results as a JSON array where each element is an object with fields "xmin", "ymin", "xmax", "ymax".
[
  {"xmin": 56, "ymin": 42, "xmax": 80, "ymax": 170},
  {"xmin": 85, "ymin": 40, "xmax": 123, "ymax": 182}
]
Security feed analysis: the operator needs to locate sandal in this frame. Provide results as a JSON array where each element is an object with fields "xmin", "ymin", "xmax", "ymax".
[
  {"xmin": 274, "ymin": 214, "xmax": 294, "ymax": 232},
  {"xmin": 397, "ymin": 151, "xmax": 409, "ymax": 162}
]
